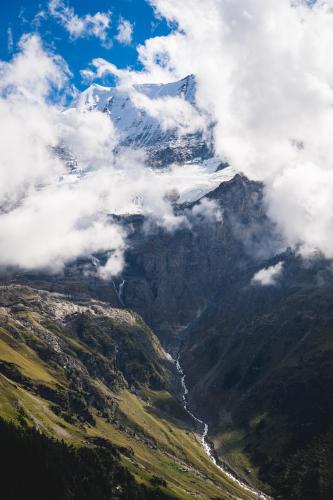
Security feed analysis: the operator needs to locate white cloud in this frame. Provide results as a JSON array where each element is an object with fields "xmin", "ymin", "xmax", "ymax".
[
  {"xmin": 252, "ymin": 262, "xmax": 284, "ymax": 286},
  {"xmin": 0, "ymin": 35, "xmax": 68, "ymax": 204},
  {"xmin": 0, "ymin": 34, "xmax": 69, "ymax": 102},
  {"xmin": 0, "ymin": 185, "xmax": 126, "ymax": 273},
  {"xmin": 48, "ymin": 0, "xmax": 112, "ymax": 43},
  {"xmin": 115, "ymin": 18, "xmax": 133, "ymax": 45},
  {"xmin": 0, "ymin": 35, "xmax": 124, "ymax": 277},
  {"xmin": 0, "ymin": 35, "xmax": 219, "ymax": 279},
  {"xmin": 60, "ymin": 108, "xmax": 117, "ymax": 168},
  {"xmin": 90, "ymin": 0, "xmax": 333, "ymax": 261},
  {"xmin": 12, "ymin": 2, "xmax": 333, "ymax": 281},
  {"xmin": 191, "ymin": 198, "xmax": 223, "ymax": 222},
  {"xmin": 80, "ymin": 68, "xmax": 95, "ymax": 84},
  {"xmin": 98, "ymin": 249, "xmax": 125, "ymax": 280},
  {"xmin": 129, "ymin": 88, "xmax": 206, "ymax": 135}
]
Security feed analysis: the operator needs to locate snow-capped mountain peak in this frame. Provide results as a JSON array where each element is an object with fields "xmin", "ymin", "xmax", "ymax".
[
  {"xmin": 71, "ymin": 75, "xmax": 211, "ymax": 167},
  {"xmin": 75, "ymin": 74, "xmax": 196, "ymax": 113},
  {"xmin": 74, "ymin": 83, "xmax": 113, "ymax": 112}
]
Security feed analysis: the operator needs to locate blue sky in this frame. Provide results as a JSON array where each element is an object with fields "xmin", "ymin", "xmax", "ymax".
[{"xmin": 0, "ymin": 0, "xmax": 171, "ymax": 90}]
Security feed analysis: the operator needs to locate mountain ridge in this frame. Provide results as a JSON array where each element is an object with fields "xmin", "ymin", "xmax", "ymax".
[
  {"xmin": 71, "ymin": 75, "xmax": 212, "ymax": 168},
  {"xmin": 1, "ymin": 69, "xmax": 332, "ymax": 499}
]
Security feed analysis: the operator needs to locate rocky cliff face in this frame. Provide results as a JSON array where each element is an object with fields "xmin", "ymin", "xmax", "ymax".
[
  {"xmin": 121, "ymin": 175, "xmax": 279, "ymax": 345},
  {"xmin": 179, "ymin": 253, "xmax": 333, "ymax": 499}
]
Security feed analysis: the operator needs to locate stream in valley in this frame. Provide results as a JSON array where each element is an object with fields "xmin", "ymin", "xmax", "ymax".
[{"xmin": 175, "ymin": 356, "xmax": 271, "ymax": 499}]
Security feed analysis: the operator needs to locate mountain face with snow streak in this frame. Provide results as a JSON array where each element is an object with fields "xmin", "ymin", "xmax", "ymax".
[{"xmin": 72, "ymin": 75, "xmax": 213, "ymax": 167}]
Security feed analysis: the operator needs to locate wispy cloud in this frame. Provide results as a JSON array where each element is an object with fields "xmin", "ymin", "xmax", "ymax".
[
  {"xmin": 252, "ymin": 262, "xmax": 284, "ymax": 286},
  {"xmin": 7, "ymin": 26, "xmax": 13, "ymax": 53},
  {"xmin": 115, "ymin": 18, "xmax": 133, "ymax": 45},
  {"xmin": 48, "ymin": 0, "xmax": 112, "ymax": 44},
  {"xmin": 31, "ymin": 10, "xmax": 48, "ymax": 30}
]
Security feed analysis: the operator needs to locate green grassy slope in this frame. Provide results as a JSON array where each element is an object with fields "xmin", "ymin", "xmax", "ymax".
[{"xmin": 0, "ymin": 284, "xmax": 252, "ymax": 500}]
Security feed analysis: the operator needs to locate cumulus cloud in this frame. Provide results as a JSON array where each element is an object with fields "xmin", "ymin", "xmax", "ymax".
[
  {"xmin": 0, "ymin": 34, "xmax": 68, "ymax": 102},
  {"xmin": 0, "ymin": 185, "xmax": 126, "ymax": 273},
  {"xmin": 90, "ymin": 0, "xmax": 333, "ymax": 261},
  {"xmin": 48, "ymin": 0, "xmax": 112, "ymax": 44},
  {"xmin": 11, "ymin": 1, "xmax": 333, "ymax": 279},
  {"xmin": 0, "ymin": 34, "xmax": 219, "ymax": 278},
  {"xmin": 0, "ymin": 35, "xmax": 124, "ymax": 277},
  {"xmin": 60, "ymin": 108, "xmax": 117, "ymax": 168},
  {"xmin": 252, "ymin": 262, "xmax": 284, "ymax": 286},
  {"xmin": 115, "ymin": 18, "xmax": 133, "ymax": 45},
  {"xmin": 0, "ymin": 35, "xmax": 68, "ymax": 203}
]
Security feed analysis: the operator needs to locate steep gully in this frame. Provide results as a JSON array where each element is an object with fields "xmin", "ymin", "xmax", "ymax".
[{"xmin": 175, "ymin": 356, "xmax": 271, "ymax": 500}]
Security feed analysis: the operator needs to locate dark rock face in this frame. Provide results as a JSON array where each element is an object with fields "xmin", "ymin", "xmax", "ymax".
[
  {"xmin": 179, "ymin": 254, "xmax": 333, "ymax": 498},
  {"xmin": 121, "ymin": 175, "xmax": 280, "ymax": 345},
  {"xmin": 117, "ymin": 174, "xmax": 333, "ymax": 498},
  {"xmin": 143, "ymin": 133, "xmax": 213, "ymax": 169},
  {"xmin": 4, "ymin": 170, "xmax": 333, "ymax": 498}
]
